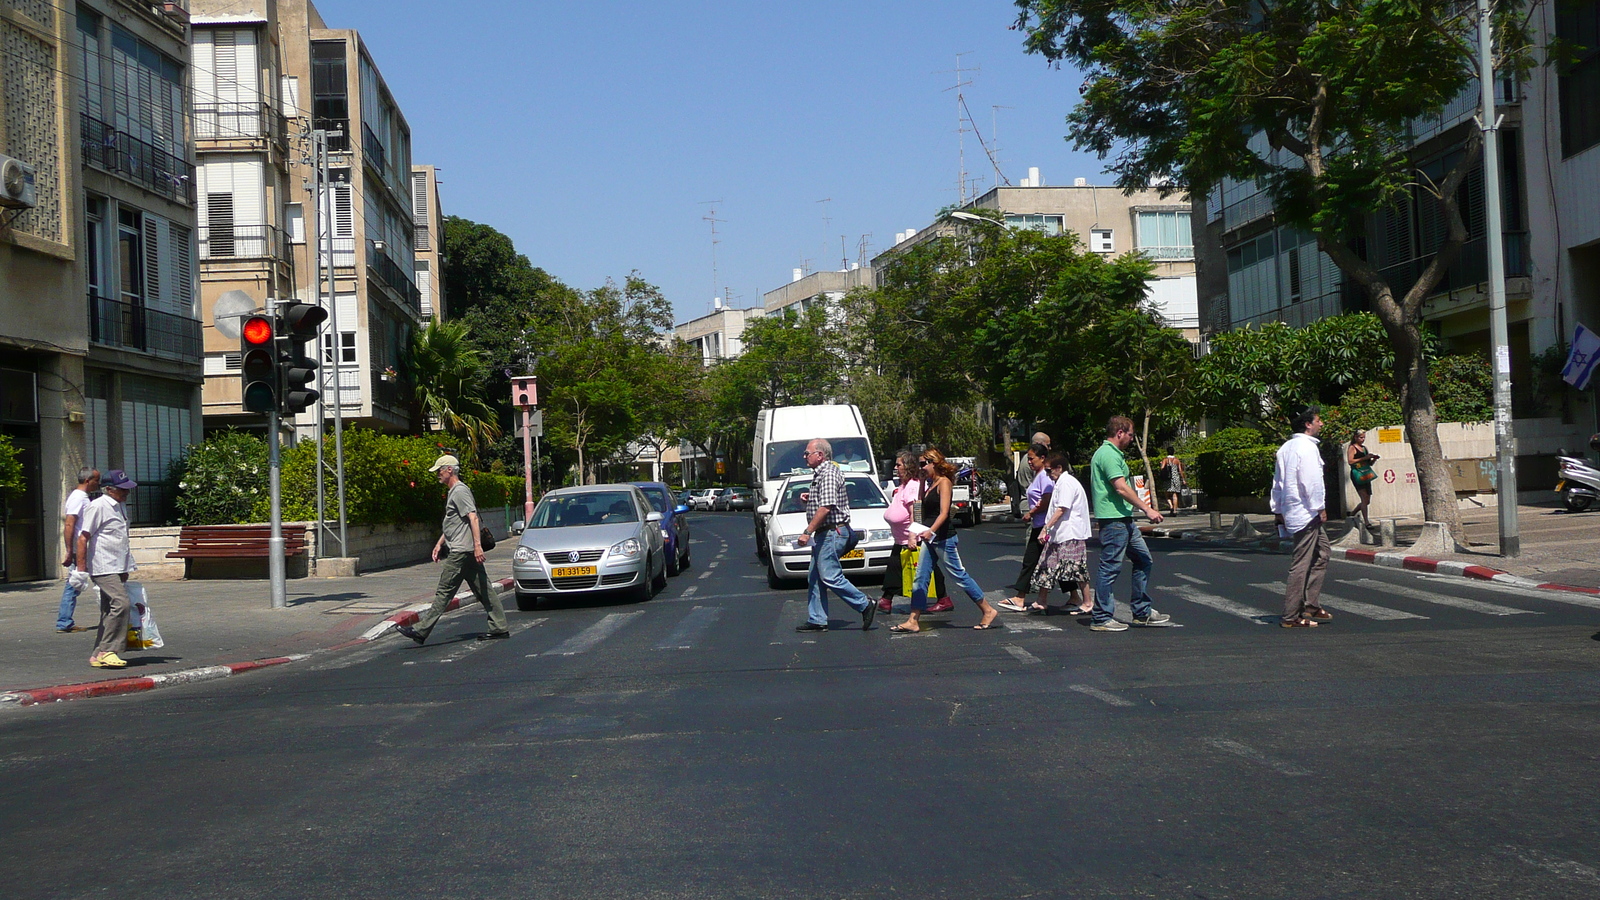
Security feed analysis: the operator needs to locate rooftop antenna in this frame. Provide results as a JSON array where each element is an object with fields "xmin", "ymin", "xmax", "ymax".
[
  {"xmin": 857, "ymin": 233, "xmax": 873, "ymax": 268},
  {"xmin": 938, "ymin": 53, "xmax": 979, "ymax": 203},
  {"xmin": 700, "ymin": 200, "xmax": 725, "ymax": 314},
  {"xmin": 989, "ymin": 105, "xmax": 1015, "ymax": 187}
]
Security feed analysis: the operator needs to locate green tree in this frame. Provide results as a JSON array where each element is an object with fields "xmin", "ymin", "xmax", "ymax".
[
  {"xmin": 404, "ymin": 319, "xmax": 502, "ymax": 466},
  {"xmin": 0, "ymin": 434, "xmax": 24, "ymax": 498},
  {"xmin": 1014, "ymin": 0, "xmax": 1534, "ymax": 537}
]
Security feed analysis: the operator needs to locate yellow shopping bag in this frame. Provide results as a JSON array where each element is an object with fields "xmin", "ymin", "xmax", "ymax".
[{"xmin": 901, "ymin": 545, "xmax": 920, "ymax": 589}]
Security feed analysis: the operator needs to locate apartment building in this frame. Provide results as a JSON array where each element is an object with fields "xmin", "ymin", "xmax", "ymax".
[
  {"xmin": 1, "ymin": 0, "xmax": 82, "ymax": 581},
  {"xmin": 1196, "ymin": 5, "xmax": 1600, "ymax": 462},
  {"xmin": 762, "ymin": 267, "xmax": 874, "ymax": 318},
  {"xmin": 190, "ymin": 0, "xmax": 296, "ymax": 429},
  {"xmin": 411, "ymin": 164, "xmax": 445, "ymax": 321},
  {"xmin": 674, "ymin": 302, "xmax": 761, "ymax": 364},
  {"xmin": 873, "ymin": 180, "xmax": 1201, "ymax": 340},
  {"xmin": 277, "ymin": 0, "xmax": 423, "ymax": 436}
]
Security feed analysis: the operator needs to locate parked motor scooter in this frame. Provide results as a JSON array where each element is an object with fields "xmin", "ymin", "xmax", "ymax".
[{"xmin": 1553, "ymin": 433, "xmax": 1600, "ymax": 512}]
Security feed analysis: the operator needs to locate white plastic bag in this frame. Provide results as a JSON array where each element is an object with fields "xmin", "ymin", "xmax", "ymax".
[
  {"xmin": 125, "ymin": 582, "xmax": 164, "ymax": 650},
  {"xmin": 68, "ymin": 566, "xmax": 91, "ymax": 592}
]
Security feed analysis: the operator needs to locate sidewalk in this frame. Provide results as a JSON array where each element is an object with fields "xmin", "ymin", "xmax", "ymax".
[
  {"xmin": 0, "ymin": 546, "xmax": 517, "ymax": 700},
  {"xmin": 984, "ymin": 501, "xmax": 1600, "ymax": 591}
]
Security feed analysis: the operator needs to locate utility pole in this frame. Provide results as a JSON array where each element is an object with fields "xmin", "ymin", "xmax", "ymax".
[
  {"xmin": 315, "ymin": 128, "xmax": 349, "ymax": 556},
  {"xmin": 1478, "ymin": 0, "xmax": 1518, "ymax": 556},
  {"xmin": 306, "ymin": 129, "xmax": 325, "ymax": 568}
]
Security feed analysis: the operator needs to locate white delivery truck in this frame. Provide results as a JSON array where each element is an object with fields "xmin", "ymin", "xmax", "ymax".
[{"xmin": 751, "ymin": 404, "xmax": 878, "ymax": 555}]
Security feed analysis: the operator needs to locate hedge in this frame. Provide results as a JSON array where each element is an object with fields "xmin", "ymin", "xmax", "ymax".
[{"xmin": 1194, "ymin": 447, "xmax": 1278, "ymax": 498}]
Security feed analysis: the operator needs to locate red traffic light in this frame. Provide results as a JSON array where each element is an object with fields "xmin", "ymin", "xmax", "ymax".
[{"xmin": 242, "ymin": 315, "xmax": 274, "ymax": 345}]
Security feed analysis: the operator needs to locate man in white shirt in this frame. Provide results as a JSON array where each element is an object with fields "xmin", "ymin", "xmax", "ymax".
[
  {"xmin": 1271, "ymin": 406, "xmax": 1332, "ymax": 628},
  {"xmin": 56, "ymin": 467, "xmax": 100, "ymax": 632},
  {"xmin": 75, "ymin": 469, "xmax": 138, "ymax": 668}
]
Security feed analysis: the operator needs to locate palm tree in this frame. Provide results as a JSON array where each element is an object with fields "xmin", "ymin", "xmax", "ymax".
[{"xmin": 404, "ymin": 320, "xmax": 501, "ymax": 464}]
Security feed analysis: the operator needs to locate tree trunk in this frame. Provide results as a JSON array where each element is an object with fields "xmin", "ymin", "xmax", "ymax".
[
  {"xmin": 1136, "ymin": 408, "xmax": 1157, "ymax": 506},
  {"xmin": 1392, "ymin": 318, "xmax": 1461, "ymax": 538}
]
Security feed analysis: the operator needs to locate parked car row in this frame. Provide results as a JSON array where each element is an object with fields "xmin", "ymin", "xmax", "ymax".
[{"xmin": 685, "ymin": 487, "xmax": 755, "ymax": 511}]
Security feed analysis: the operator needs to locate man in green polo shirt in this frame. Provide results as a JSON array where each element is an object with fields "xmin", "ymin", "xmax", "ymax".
[{"xmin": 1089, "ymin": 415, "xmax": 1171, "ymax": 632}]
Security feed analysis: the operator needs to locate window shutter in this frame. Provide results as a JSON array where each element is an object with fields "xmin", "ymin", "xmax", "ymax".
[
  {"xmin": 208, "ymin": 193, "xmax": 235, "ymax": 256},
  {"xmin": 170, "ymin": 223, "xmax": 193, "ymax": 313},
  {"xmin": 334, "ymin": 183, "xmax": 353, "ymax": 237},
  {"xmin": 281, "ymin": 75, "xmax": 300, "ymax": 118},
  {"xmin": 143, "ymin": 214, "xmax": 161, "ymax": 309}
]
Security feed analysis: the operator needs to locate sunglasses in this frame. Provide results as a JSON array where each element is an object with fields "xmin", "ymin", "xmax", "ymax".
[{"xmin": 918, "ymin": 460, "xmax": 933, "ymax": 467}]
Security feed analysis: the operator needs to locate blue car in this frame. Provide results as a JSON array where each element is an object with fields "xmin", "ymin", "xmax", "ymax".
[{"xmin": 632, "ymin": 482, "xmax": 692, "ymax": 576}]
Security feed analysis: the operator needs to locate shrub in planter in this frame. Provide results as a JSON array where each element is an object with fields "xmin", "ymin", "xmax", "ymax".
[
  {"xmin": 1194, "ymin": 447, "xmax": 1278, "ymax": 499},
  {"xmin": 170, "ymin": 431, "xmax": 269, "ymax": 524}
]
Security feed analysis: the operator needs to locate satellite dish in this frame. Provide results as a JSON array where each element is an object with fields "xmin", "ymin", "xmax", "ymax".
[{"xmin": 212, "ymin": 290, "xmax": 258, "ymax": 340}]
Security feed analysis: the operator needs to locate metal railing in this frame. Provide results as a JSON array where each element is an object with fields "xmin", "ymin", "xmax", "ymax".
[
  {"xmin": 314, "ymin": 118, "xmax": 350, "ymax": 152},
  {"xmin": 362, "ymin": 122, "xmax": 386, "ymax": 175},
  {"xmin": 88, "ymin": 292, "xmax": 202, "ymax": 361},
  {"xmin": 1136, "ymin": 244, "xmax": 1195, "ymax": 261},
  {"xmin": 194, "ymin": 101, "xmax": 287, "ymax": 149},
  {"xmin": 1373, "ymin": 232, "xmax": 1530, "ymax": 300},
  {"xmin": 80, "ymin": 114, "xmax": 196, "ymax": 206},
  {"xmin": 371, "ymin": 366, "xmax": 404, "ymax": 412},
  {"xmin": 199, "ymin": 224, "xmax": 288, "ymax": 260},
  {"xmin": 367, "ymin": 244, "xmax": 422, "ymax": 313}
]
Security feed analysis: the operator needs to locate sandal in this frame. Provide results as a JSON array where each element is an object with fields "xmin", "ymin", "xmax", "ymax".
[
  {"xmin": 997, "ymin": 599, "xmax": 1028, "ymax": 613},
  {"xmin": 1304, "ymin": 607, "xmax": 1333, "ymax": 621},
  {"xmin": 888, "ymin": 623, "xmax": 920, "ymax": 633},
  {"xmin": 1280, "ymin": 618, "xmax": 1319, "ymax": 628},
  {"xmin": 972, "ymin": 620, "xmax": 1002, "ymax": 630},
  {"xmin": 1026, "ymin": 603, "xmax": 1048, "ymax": 614}
]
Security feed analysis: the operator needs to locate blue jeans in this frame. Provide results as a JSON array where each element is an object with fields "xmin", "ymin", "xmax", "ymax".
[
  {"xmin": 56, "ymin": 568, "xmax": 83, "ymax": 630},
  {"xmin": 806, "ymin": 525, "xmax": 871, "ymax": 624},
  {"xmin": 1094, "ymin": 518, "xmax": 1153, "ymax": 624},
  {"xmin": 911, "ymin": 533, "xmax": 985, "ymax": 611}
]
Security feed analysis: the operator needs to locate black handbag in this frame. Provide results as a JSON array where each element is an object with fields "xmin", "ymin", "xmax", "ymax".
[{"xmin": 479, "ymin": 526, "xmax": 496, "ymax": 552}]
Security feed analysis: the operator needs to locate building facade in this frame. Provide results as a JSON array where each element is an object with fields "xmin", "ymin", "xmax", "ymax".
[
  {"xmin": 411, "ymin": 164, "xmax": 444, "ymax": 321},
  {"xmin": 674, "ymin": 303, "xmax": 760, "ymax": 365},
  {"xmin": 762, "ymin": 267, "xmax": 873, "ymax": 318}
]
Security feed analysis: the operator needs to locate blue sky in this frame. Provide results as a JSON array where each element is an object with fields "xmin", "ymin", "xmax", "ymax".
[{"xmin": 335, "ymin": 0, "xmax": 1104, "ymax": 324}]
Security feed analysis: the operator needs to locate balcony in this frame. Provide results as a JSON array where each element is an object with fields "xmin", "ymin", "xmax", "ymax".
[
  {"xmin": 80, "ymin": 114, "xmax": 196, "ymax": 206},
  {"xmin": 362, "ymin": 122, "xmax": 386, "ymax": 176},
  {"xmin": 314, "ymin": 118, "xmax": 350, "ymax": 152},
  {"xmin": 1375, "ymin": 232, "xmax": 1530, "ymax": 301},
  {"xmin": 194, "ymin": 102, "xmax": 288, "ymax": 151},
  {"xmin": 89, "ymin": 293, "xmax": 202, "ymax": 361},
  {"xmin": 367, "ymin": 244, "xmax": 422, "ymax": 315},
  {"xmin": 199, "ymin": 224, "xmax": 289, "ymax": 261}
]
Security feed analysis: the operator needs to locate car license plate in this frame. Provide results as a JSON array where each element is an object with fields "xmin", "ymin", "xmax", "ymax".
[
  {"xmin": 551, "ymin": 565, "xmax": 597, "ymax": 578},
  {"xmin": 842, "ymin": 549, "xmax": 865, "ymax": 561}
]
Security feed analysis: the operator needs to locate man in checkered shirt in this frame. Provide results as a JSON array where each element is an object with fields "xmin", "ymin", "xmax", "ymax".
[{"xmin": 793, "ymin": 439, "xmax": 877, "ymax": 632}]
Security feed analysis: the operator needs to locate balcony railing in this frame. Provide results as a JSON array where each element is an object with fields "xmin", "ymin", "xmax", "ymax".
[
  {"xmin": 88, "ymin": 293, "xmax": 202, "ymax": 361},
  {"xmin": 1374, "ymin": 232, "xmax": 1530, "ymax": 301},
  {"xmin": 362, "ymin": 122, "xmax": 386, "ymax": 175},
  {"xmin": 80, "ymin": 114, "xmax": 196, "ymax": 206},
  {"xmin": 314, "ymin": 118, "xmax": 350, "ymax": 152},
  {"xmin": 199, "ymin": 224, "xmax": 289, "ymax": 261},
  {"xmin": 371, "ymin": 367, "xmax": 404, "ymax": 412},
  {"xmin": 367, "ymin": 244, "xmax": 422, "ymax": 314},
  {"xmin": 194, "ymin": 101, "xmax": 287, "ymax": 149},
  {"xmin": 1136, "ymin": 244, "xmax": 1195, "ymax": 261}
]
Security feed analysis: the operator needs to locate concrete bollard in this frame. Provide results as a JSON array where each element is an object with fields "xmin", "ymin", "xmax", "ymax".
[
  {"xmin": 1228, "ymin": 514, "xmax": 1262, "ymax": 541},
  {"xmin": 1209, "ymin": 511, "xmax": 1222, "ymax": 529},
  {"xmin": 1406, "ymin": 521, "xmax": 1460, "ymax": 556},
  {"xmin": 1380, "ymin": 520, "xmax": 1396, "ymax": 548}
]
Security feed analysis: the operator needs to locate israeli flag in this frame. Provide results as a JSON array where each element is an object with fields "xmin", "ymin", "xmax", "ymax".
[{"xmin": 1562, "ymin": 323, "xmax": 1600, "ymax": 391}]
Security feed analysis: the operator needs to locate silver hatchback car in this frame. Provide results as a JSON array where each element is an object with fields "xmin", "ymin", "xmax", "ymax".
[{"xmin": 512, "ymin": 484, "xmax": 668, "ymax": 610}]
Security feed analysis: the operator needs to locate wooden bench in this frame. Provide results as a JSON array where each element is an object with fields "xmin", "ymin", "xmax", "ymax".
[{"xmin": 167, "ymin": 525, "xmax": 308, "ymax": 579}]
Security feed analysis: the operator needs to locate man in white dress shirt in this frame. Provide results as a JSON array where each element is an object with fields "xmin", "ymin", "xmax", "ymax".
[
  {"xmin": 75, "ymin": 469, "xmax": 139, "ymax": 667},
  {"xmin": 1271, "ymin": 406, "xmax": 1332, "ymax": 628}
]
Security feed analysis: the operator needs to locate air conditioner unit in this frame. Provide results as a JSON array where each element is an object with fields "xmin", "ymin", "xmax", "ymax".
[{"xmin": 0, "ymin": 154, "xmax": 37, "ymax": 210}]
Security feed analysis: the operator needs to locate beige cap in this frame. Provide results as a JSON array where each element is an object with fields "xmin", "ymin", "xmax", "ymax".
[{"xmin": 428, "ymin": 454, "xmax": 460, "ymax": 472}]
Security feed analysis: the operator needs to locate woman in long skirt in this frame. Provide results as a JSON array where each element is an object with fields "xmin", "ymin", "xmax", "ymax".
[
  {"xmin": 1029, "ymin": 453, "xmax": 1093, "ymax": 613},
  {"xmin": 891, "ymin": 448, "xmax": 998, "ymax": 633},
  {"xmin": 999, "ymin": 442, "xmax": 1052, "ymax": 612}
]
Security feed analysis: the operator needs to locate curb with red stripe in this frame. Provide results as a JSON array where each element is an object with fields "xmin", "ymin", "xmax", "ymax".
[
  {"xmin": 0, "ymin": 577, "xmax": 519, "ymax": 709},
  {"xmin": 1141, "ymin": 525, "xmax": 1599, "ymax": 596}
]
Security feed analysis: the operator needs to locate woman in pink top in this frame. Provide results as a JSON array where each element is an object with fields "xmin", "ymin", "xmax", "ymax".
[{"xmin": 878, "ymin": 451, "xmax": 949, "ymax": 613}]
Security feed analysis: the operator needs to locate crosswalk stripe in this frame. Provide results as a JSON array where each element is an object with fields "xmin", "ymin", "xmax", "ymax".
[
  {"xmin": 1069, "ymin": 684, "xmax": 1136, "ymax": 707},
  {"xmin": 1005, "ymin": 617, "xmax": 1062, "ymax": 632},
  {"xmin": 1174, "ymin": 573, "xmax": 1209, "ymax": 585},
  {"xmin": 769, "ymin": 599, "xmax": 808, "ymax": 644},
  {"xmin": 1343, "ymin": 578, "xmax": 1539, "ymax": 616},
  {"xmin": 1165, "ymin": 585, "xmax": 1274, "ymax": 624},
  {"xmin": 1248, "ymin": 583, "xmax": 1427, "ymax": 621},
  {"xmin": 993, "ymin": 554, "xmax": 1024, "ymax": 562},
  {"xmin": 543, "ymin": 611, "xmax": 645, "ymax": 655},
  {"xmin": 1003, "ymin": 645, "xmax": 1042, "ymax": 665},
  {"xmin": 1414, "ymin": 574, "xmax": 1600, "ymax": 610},
  {"xmin": 655, "ymin": 606, "xmax": 721, "ymax": 650}
]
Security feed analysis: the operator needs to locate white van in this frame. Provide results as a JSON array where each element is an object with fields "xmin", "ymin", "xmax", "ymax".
[{"xmin": 751, "ymin": 404, "xmax": 877, "ymax": 553}]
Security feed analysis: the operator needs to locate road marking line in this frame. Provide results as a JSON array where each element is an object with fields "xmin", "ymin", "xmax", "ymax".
[
  {"xmin": 681, "ymin": 585, "xmax": 698, "ymax": 597},
  {"xmin": 993, "ymin": 554, "xmax": 1024, "ymax": 562},
  {"xmin": 1202, "ymin": 737, "xmax": 1309, "ymax": 776},
  {"xmin": 708, "ymin": 561, "xmax": 720, "ymax": 568},
  {"xmin": 1006, "ymin": 618, "xmax": 1061, "ymax": 632},
  {"xmin": 1248, "ymin": 583, "xmax": 1426, "ymax": 621},
  {"xmin": 1500, "ymin": 847, "xmax": 1600, "ymax": 887},
  {"xmin": 543, "ymin": 611, "xmax": 645, "ymax": 656},
  {"xmin": 889, "ymin": 628, "xmax": 940, "ymax": 640},
  {"xmin": 769, "ymin": 599, "xmax": 808, "ymax": 645},
  {"xmin": 1003, "ymin": 645, "xmax": 1041, "ymax": 665},
  {"xmin": 1165, "ymin": 585, "xmax": 1274, "ymax": 624},
  {"xmin": 1343, "ymin": 578, "xmax": 1538, "ymax": 616},
  {"xmin": 1173, "ymin": 573, "xmax": 1209, "ymax": 585},
  {"xmin": 1167, "ymin": 551, "xmax": 1247, "ymax": 563},
  {"xmin": 655, "ymin": 606, "xmax": 721, "ymax": 650},
  {"xmin": 1068, "ymin": 684, "xmax": 1135, "ymax": 707},
  {"xmin": 1416, "ymin": 574, "xmax": 1600, "ymax": 609},
  {"xmin": 697, "ymin": 570, "xmax": 712, "ymax": 580}
]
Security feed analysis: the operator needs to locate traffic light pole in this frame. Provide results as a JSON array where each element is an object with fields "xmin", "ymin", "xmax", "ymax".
[
  {"xmin": 317, "ymin": 129, "xmax": 349, "ymax": 556},
  {"xmin": 268, "ymin": 406, "xmax": 286, "ymax": 609}
]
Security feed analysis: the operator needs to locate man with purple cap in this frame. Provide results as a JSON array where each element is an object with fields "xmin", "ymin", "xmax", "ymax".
[{"xmin": 75, "ymin": 469, "xmax": 138, "ymax": 668}]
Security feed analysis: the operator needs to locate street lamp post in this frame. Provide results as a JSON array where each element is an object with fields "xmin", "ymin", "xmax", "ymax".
[{"xmin": 1478, "ymin": 0, "xmax": 1519, "ymax": 556}]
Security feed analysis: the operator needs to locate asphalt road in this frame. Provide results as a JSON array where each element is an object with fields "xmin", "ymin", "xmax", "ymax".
[{"xmin": 5, "ymin": 512, "xmax": 1600, "ymax": 899}]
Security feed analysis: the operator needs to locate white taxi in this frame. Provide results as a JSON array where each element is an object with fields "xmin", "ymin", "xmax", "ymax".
[{"xmin": 760, "ymin": 472, "xmax": 894, "ymax": 588}]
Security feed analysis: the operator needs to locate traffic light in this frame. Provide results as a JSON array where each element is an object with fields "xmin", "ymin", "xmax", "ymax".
[
  {"xmin": 276, "ymin": 301, "xmax": 327, "ymax": 415},
  {"xmin": 240, "ymin": 314, "xmax": 277, "ymax": 414}
]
